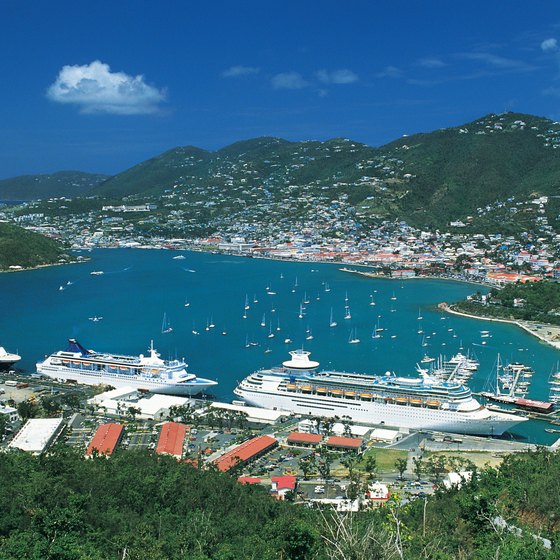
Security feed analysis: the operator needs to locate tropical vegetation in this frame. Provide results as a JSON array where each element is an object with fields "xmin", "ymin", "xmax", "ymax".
[{"xmin": 0, "ymin": 446, "xmax": 557, "ymax": 559}]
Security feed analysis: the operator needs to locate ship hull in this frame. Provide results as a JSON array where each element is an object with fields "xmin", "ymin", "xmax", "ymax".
[
  {"xmin": 234, "ymin": 386, "xmax": 523, "ymax": 436},
  {"xmin": 37, "ymin": 364, "xmax": 216, "ymax": 397}
]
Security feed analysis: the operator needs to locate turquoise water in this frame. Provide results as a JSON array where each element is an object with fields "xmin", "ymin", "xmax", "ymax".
[{"xmin": 2, "ymin": 248, "xmax": 559, "ymax": 444}]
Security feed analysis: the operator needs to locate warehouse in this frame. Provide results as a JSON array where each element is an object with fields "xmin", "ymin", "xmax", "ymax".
[{"xmin": 9, "ymin": 417, "xmax": 65, "ymax": 454}]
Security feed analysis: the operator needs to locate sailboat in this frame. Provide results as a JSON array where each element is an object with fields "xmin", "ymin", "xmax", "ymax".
[
  {"xmin": 390, "ymin": 292, "xmax": 397, "ymax": 301},
  {"xmin": 348, "ymin": 328, "xmax": 360, "ymax": 344},
  {"xmin": 417, "ymin": 308, "xmax": 423, "ymax": 320},
  {"xmin": 161, "ymin": 313, "xmax": 173, "ymax": 334},
  {"xmin": 329, "ymin": 308, "xmax": 337, "ymax": 328},
  {"xmin": 306, "ymin": 327, "xmax": 314, "ymax": 341},
  {"xmin": 184, "ymin": 297, "xmax": 190, "ymax": 308},
  {"xmin": 244, "ymin": 294, "xmax": 250, "ymax": 311},
  {"xmin": 372, "ymin": 317, "xmax": 382, "ymax": 339},
  {"xmin": 268, "ymin": 324, "xmax": 275, "ymax": 338},
  {"xmin": 303, "ymin": 292, "xmax": 310, "ymax": 304},
  {"xmin": 324, "ymin": 282, "xmax": 331, "ymax": 293},
  {"xmin": 298, "ymin": 304, "xmax": 304, "ymax": 320},
  {"xmin": 344, "ymin": 306, "xmax": 352, "ymax": 320},
  {"xmin": 369, "ymin": 294, "xmax": 375, "ymax": 306},
  {"xmin": 260, "ymin": 313, "xmax": 266, "ymax": 327}
]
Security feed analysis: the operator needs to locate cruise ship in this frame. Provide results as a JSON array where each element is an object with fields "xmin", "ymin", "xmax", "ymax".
[
  {"xmin": 37, "ymin": 339, "xmax": 217, "ymax": 396},
  {"xmin": 234, "ymin": 350, "xmax": 526, "ymax": 436},
  {"xmin": 0, "ymin": 346, "xmax": 21, "ymax": 370}
]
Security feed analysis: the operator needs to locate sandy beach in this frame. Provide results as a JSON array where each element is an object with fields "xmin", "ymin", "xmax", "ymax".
[{"xmin": 439, "ymin": 302, "xmax": 560, "ymax": 351}]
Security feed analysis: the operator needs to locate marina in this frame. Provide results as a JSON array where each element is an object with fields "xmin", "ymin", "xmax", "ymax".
[{"xmin": 1, "ymin": 248, "xmax": 560, "ymax": 444}]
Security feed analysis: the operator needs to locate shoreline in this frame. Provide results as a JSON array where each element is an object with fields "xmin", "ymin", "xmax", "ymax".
[
  {"xmin": 338, "ymin": 266, "xmax": 491, "ymax": 288},
  {"xmin": 439, "ymin": 302, "xmax": 560, "ymax": 351}
]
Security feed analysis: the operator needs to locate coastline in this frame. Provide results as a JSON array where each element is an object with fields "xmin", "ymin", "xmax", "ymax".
[
  {"xmin": 439, "ymin": 302, "xmax": 560, "ymax": 351},
  {"xmin": 338, "ymin": 266, "xmax": 490, "ymax": 288}
]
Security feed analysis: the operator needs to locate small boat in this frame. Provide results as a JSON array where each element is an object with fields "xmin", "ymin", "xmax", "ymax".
[
  {"xmin": 329, "ymin": 308, "xmax": 337, "ymax": 328},
  {"xmin": 161, "ymin": 313, "xmax": 173, "ymax": 334},
  {"xmin": 90, "ymin": 271, "xmax": 104, "ymax": 276},
  {"xmin": 264, "ymin": 348, "xmax": 272, "ymax": 354},
  {"xmin": 88, "ymin": 316, "xmax": 103, "ymax": 322},
  {"xmin": 284, "ymin": 338, "xmax": 292, "ymax": 344},
  {"xmin": 348, "ymin": 329, "xmax": 360, "ymax": 344}
]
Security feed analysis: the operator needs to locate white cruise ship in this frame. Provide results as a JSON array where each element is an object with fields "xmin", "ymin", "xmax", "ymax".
[
  {"xmin": 234, "ymin": 350, "xmax": 526, "ymax": 436},
  {"xmin": 0, "ymin": 346, "xmax": 21, "ymax": 370},
  {"xmin": 37, "ymin": 339, "xmax": 217, "ymax": 396}
]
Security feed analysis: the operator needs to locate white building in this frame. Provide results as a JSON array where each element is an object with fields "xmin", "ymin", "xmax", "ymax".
[
  {"xmin": 9, "ymin": 418, "xmax": 65, "ymax": 454},
  {"xmin": 88, "ymin": 387, "xmax": 191, "ymax": 421},
  {"xmin": 0, "ymin": 404, "xmax": 18, "ymax": 424},
  {"xmin": 442, "ymin": 471, "xmax": 473, "ymax": 489},
  {"xmin": 201, "ymin": 401, "xmax": 290, "ymax": 425}
]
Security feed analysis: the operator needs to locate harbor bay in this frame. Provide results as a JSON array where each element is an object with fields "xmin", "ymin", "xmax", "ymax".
[{"xmin": 2, "ymin": 248, "xmax": 559, "ymax": 445}]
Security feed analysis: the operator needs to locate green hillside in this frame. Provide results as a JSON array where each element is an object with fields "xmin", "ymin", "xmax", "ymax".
[
  {"xmin": 0, "ymin": 447, "xmax": 556, "ymax": 559},
  {"xmin": 380, "ymin": 112, "xmax": 560, "ymax": 228},
  {"xmin": 88, "ymin": 112, "xmax": 560, "ymax": 231},
  {"xmin": 0, "ymin": 171, "xmax": 109, "ymax": 201},
  {"xmin": 0, "ymin": 223, "xmax": 67, "ymax": 270}
]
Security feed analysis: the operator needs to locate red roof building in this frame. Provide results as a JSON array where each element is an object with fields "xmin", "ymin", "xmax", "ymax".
[
  {"xmin": 271, "ymin": 475, "xmax": 297, "ymax": 500},
  {"xmin": 156, "ymin": 422, "xmax": 187, "ymax": 459},
  {"xmin": 214, "ymin": 435, "xmax": 277, "ymax": 472},
  {"xmin": 325, "ymin": 435, "xmax": 363, "ymax": 452},
  {"xmin": 286, "ymin": 432, "xmax": 323, "ymax": 446},
  {"xmin": 86, "ymin": 423, "xmax": 123, "ymax": 457},
  {"xmin": 237, "ymin": 476, "xmax": 262, "ymax": 485}
]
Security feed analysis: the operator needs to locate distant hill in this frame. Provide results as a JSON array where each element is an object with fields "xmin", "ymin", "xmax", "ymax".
[
  {"xmin": 89, "ymin": 112, "xmax": 560, "ymax": 229},
  {"xmin": 0, "ymin": 223, "xmax": 67, "ymax": 270},
  {"xmin": 0, "ymin": 171, "xmax": 109, "ymax": 201},
  {"xmin": 377, "ymin": 112, "xmax": 560, "ymax": 227}
]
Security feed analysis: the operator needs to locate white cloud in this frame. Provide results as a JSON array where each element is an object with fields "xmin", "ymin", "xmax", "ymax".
[
  {"xmin": 375, "ymin": 66, "xmax": 403, "ymax": 79},
  {"xmin": 418, "ymin": 57, "xmax": 446, "ymax": 69},
  {"xmin": 543, "ymin": 86, "xmax": 560, "ymax": 97},
  {"xmin": 47, "ymin": 60, "xmax": 166, "ymax": 115},
  {"xmin": 222, "ymin": 65, "xmax": 260, "ymax": 78},
  {"xmin": 316, "ymin": 69, "xmax": 358, "ymax": 84},
  {"xmin": 461, "ymin": 52, "xmax": 533, "ymax": 71},
  {"xmin": 271, "ymin": 72, "xmax": 308, "ymax": 89},
  {"xmin": 541, "ymin": 38, "xmax": 558, "ymax": 53}
]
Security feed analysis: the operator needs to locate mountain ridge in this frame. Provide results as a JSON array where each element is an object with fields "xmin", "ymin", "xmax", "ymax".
[{"xmin": 5, "ymin": 112, "xmax": 560, "ymax": 231}]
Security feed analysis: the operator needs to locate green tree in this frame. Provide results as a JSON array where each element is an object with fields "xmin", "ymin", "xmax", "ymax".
[
  {"xmin": 364, "ymin": 454, "xmax": 378, "ymax": 480},
  {"xmin": 16, "ymin": 399, "xmax": 37, "ymax": 421},
  {"xmin": 395, "ymin": 458, "xmax": 408, "ymax": 480}
]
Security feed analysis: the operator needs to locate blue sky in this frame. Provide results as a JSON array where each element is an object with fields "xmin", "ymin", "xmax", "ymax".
[{"xmin": 1, "ymin": 0, "xmax": 560, "ymax": 178}]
